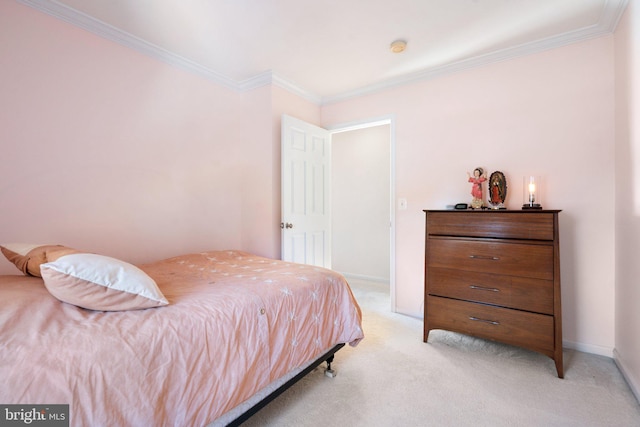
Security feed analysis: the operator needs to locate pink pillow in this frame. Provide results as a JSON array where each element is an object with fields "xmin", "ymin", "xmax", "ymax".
[
  {"xmin": 0, "ymin": 243, "xmax": 77, "ymax": 277},
  {"xmin": 40, "ymin": 253, "xmax": 168, "ymax": 311}
]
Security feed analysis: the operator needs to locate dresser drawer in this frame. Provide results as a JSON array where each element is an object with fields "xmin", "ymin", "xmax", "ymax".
[
  {"xmin": 426, "ymin": 296, "xmax": 554, "ymax": 354},
  {"xmin": 427, "ymin": 212, "xmax": 555, "ymax": 240},
  {"xmin": 428, "ymin": 268, "xmax": 554, "ymax": 314},
  {"xmin": 427, "ymin": 238, "xmax": 553, "ymax": 280}
]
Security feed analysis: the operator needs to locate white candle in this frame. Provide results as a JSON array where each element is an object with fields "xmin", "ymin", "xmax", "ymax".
[{"xmin": 528, "ymin": 181, "xmax": 536, "ymax": 204}]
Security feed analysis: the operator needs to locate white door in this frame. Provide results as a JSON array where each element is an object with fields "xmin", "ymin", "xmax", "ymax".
[{"xmin": 281, "ymin": 114, "xmax": 331, "ymax": 268}]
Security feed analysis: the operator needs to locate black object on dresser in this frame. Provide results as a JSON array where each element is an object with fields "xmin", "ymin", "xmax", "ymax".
[{"xmin": 423, "ymin": 210, "xmax": 563, "ymax": 378}]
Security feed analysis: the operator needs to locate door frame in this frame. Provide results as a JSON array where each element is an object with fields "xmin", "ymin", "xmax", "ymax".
[{"xmin": 327, "ymin": 115, "xmax": 397, "ymax": 313}]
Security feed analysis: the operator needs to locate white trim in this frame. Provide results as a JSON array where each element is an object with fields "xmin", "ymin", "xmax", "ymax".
[
  {"xmin": 17, "ymin": 0, "xmax": 629, "ymax": 106},
  {"xmin": 613, "ymin": 349, "xmax": 640, "ymax": 404},
  {"xmin": 388, "ymin": 117, "xmax": 397, "ymax": 314},
  {"xmin": 340, "ymin": 272, "xmax": 389, "ymax": 285},
  {"xmin": 328, "ymin": 115, "xmax": 397, "ymax": 313},
  {"xmin": 322, "ymin": 0, "xmax": 630, "ymax": 105},
  {"xmin": 602, "ymin": 0, "xmax": 631, "ymax": 32},
  {"xmin": 562, "ymin": 339, "xmax": 614, "ymax": 358},
  {"xmin": 17, "ymin": 0, "xmax": 240, "ymax": 89},
  {"xmin": 271, "ymin": 75, "xmax": 322, "ymax": 105},
  {"xmin": 237, "ymin": 71, "xmax": 273, "ymax": 92},
  {"xmin": 327, "ymin": 116, "xmax": 395, "ymax": 133}
]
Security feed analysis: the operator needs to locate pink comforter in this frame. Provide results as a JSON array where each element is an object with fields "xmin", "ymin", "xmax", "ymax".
[{"xmin": 0, "ymin": 250, "xmax": 363, "ymax": 426}]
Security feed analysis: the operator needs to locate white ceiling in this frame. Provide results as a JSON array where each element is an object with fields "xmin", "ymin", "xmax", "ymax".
[{"xmin": 20, "ymin": 0, "xmax": 628, "ymax": 104}]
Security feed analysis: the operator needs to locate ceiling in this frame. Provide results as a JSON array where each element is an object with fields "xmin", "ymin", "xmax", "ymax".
[{"xmin": 19, "ymin": 0, "xmax": 628, "ymax": 104}]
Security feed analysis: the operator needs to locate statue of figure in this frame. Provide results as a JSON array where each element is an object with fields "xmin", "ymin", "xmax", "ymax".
[
  {"xmin": 467, "ymin": 167, "xmax": 486, "ymax": 209},
  {"xmin": 490, "ymin": 179, "xmax": 501, "ymax": 205}
]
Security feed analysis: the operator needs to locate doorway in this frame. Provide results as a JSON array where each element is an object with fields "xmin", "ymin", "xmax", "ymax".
[{"xmin": 329, "ymin": 117, "xmax": 395, "ymax": 311}]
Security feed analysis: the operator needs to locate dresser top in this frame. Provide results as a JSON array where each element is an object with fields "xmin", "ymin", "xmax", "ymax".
[{"xmin": 424, "ymin": 209, "xmax": 561, "ymax": 213}]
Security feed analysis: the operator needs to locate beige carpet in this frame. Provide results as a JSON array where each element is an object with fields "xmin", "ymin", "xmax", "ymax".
[{"xmin": 242, "ymin": 279, "xmax": 640, "ymax": 427}]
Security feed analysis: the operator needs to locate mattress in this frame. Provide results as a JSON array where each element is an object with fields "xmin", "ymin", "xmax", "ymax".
[{"xmin": 0, "ymin": 250, "xmax": 363, "ymax": 425}]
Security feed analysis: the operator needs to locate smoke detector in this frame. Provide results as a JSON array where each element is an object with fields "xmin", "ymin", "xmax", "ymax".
[{"xmin": 390, "ymin": 39, "xmax": 407, "ymax": 53}]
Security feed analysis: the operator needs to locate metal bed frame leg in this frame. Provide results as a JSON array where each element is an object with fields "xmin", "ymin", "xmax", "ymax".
[{"xmin": 324, "ymin": 354, "xmax": 336, "ymax": 378}]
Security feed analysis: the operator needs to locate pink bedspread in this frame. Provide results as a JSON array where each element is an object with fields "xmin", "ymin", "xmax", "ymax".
[{"xmin": 0, "ymin": 250, "xmax": 363, "ymax": 426}]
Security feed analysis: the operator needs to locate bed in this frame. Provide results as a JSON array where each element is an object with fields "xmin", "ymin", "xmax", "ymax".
[{"xmin": 0, "ymin": 247, "xmax": 364, "ymax": 426}]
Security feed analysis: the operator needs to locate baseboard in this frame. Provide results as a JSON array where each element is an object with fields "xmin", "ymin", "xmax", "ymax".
[
  {"xmin": 343, "ymin": 275, "xmax": 631, "ymax": 387},
  {"xmin": 613, "ymin": 349, "xmax": 640, "ymax": 404},
  {"xmin": 562, "ymin": 339, "xmax": 614, "ymax": 358},
  {"xmin": 340, "ymin": 272, "xmax": 389, "ymax": 284}
]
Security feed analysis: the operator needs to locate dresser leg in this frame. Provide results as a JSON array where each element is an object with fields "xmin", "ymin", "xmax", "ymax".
[{"xmin": 555, "ymin": 356, "xmax": 564, "ymax": 379}]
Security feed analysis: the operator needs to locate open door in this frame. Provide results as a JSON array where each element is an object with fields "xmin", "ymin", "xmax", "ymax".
[{"xmin": 281, "ymin": 115, "xmax": 331, "ymax": 268}]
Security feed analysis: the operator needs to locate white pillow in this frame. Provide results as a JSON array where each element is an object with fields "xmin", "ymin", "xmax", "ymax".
[{"xmin": 40, "ymin": 253, "xmax": 168, "ymax": 311}]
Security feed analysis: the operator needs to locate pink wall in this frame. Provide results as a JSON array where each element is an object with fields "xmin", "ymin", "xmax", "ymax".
[
  {"xmin": 238, "ymin": 86, "xmax": 278, "ymax": 258},
  {"xmin": 0, "ymin": 1, "xmax": 257, "ymax": 269},
  {"xmin": 0, "ymin": 1, "xmax": 322, "ymax": 272},
  {"xmin": 0, "ymin": 0, "xmax": 628, "ymax": 365},
  {"xmin": 614, "ymin": 0, "xmax": 640, "ymax": 400},
  {"xmin": 236, "ymin": 85, "xmax": 320, "ymax": 260},
  {"xmin": 269, "ymin": 86, "xmax": 322, "ymax": 258},
  {"xmin": 322, "ymin": 36, "xmax": 617, "ymax": 356}
]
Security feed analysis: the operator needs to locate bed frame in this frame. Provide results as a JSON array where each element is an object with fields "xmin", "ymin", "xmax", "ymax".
[{"xmin": 226, "ymin": 343, "xmax": 345, "ymax": 426}]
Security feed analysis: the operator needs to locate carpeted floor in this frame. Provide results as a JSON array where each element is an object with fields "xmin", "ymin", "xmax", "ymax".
[{"xmin": 242, "ymin": 279, "xmax": 640, "ymax": 426}]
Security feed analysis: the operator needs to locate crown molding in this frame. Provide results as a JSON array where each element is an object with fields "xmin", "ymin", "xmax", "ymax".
[
  {"xmin": 17, "ymin": 0, "xmax": 241, "ymax": 90},
  {"xmin": 236, "ymin": 71, "xmax": 273, "ymax": 92},
  {"xmin": 601, "ymin": 0, "xmax": 630, "ymax": 31},
  {"xmin": 18, "ymin": 0, "xmax": 628, "ymax": 106},
  {"xmin": 232, "ymin": 71, "xmax": 321, "ymax": 104},
  {"xmin": 18, "ymin": 0, "xmax": 323, "ymax": 101},
  {"xmin": 322, "ymin": 0, "xmax": 629, "ymax": 105},
  {"xmin": 271, "ymin": 75, "xmax": 322, "ymax": 105}
]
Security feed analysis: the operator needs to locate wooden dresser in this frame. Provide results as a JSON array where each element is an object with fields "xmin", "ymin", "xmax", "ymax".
[{"xmin": 423, "ymin": 210, "xmax": 563, "ymax": 377}]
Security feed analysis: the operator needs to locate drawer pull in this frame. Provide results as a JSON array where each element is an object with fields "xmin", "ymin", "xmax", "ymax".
[
  {"xmin": 469, "ymin": 285, "xmax": 500, "ymax": 292},
  {"xmin": 469, "ymin": 316, "xmax": 500, "ymax": 325},
  {"xmin": 469, "ymin": 255, "xmax": 500, "ymax": 260}
]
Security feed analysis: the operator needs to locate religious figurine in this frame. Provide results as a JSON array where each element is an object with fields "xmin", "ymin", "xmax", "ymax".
[
  {"xmin": 467, "ymin": 167, "xmax": 486, "ymax": 209},
  {"xmin": 488, "ymin": 170, "xmax": 507, "ymax": 209}
]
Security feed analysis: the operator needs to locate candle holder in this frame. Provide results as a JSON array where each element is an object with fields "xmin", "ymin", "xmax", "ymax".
[{"xmin": 522, "ymin": 175, "xmax": 542, "ymax": 209}]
